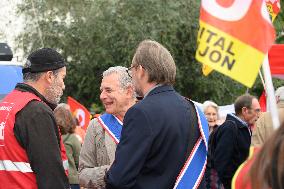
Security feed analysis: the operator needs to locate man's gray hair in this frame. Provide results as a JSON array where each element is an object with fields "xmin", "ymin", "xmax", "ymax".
[
  {"xmin": 23, "ymin": 69, "xmax": 60, "ymax": 82},
  {"xmin": 275, "ymin": 86, "xmax": 284, "ymax": 101},
  {"xmin": 102, "ymin": 66, "xmax": 135, "ymax": 98},
  {"xmin": 23, "ymin": 72, "xmax": 44, "ymax": 82}
]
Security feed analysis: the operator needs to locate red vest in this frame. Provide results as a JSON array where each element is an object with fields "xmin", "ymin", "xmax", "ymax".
[{"xmin": 0, "ymin": 90, "xmax": 68, "ymax": 189}]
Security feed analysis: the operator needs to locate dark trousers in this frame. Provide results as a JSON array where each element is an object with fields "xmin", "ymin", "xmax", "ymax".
[{"xmin": 70, "ymin": 184, "xmax": 80, "ymax": 189}]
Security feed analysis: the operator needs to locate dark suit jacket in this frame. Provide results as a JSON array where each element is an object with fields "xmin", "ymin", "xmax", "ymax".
[
  {"xmin": 213, "ymin": 114, "xmax": 251, "ymax": 189},
  {"xmin": 105, "ymin": 85, "xmax": 203, "ymax": 189}
]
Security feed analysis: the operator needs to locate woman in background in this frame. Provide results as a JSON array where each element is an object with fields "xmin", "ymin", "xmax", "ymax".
[
  {"xmin": 203, "ymin": 100, "xmax": 219, "ymax": 134},
  {"xmin": 54, "ymin": 104, "xmax": 81, "ymax": 189}
]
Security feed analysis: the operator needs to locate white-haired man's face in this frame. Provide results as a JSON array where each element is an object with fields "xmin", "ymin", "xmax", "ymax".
[{"xmin": 100, "ymin": 73, "xmax": 133, "ymax": 117}]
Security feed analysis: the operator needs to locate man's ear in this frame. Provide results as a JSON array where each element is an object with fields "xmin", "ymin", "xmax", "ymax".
[
  {"xmin": 126, "ymin": 85, "xmax": 134, "ymax": 98},
  {"xmin": 45, "ymin": 71, "xmax": 54, "ymax": 84},
  {"xmin": 241, "ymin": 107, "xmax": 247, "ymax": 115},
  {"xmin": 276, "ymin": 96, "xmax": 280, "ymax": 103}
]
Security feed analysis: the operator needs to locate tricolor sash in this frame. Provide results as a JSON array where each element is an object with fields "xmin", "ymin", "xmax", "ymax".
[
  {"xmin": 174, "ymin": 101, "xmax": 209, "ymax": 189},
  {"xmin": 97, "ymin": 113, "xmax": 123, "ymax": 144}
]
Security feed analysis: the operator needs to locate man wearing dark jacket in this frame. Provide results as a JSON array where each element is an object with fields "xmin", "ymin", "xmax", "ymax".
[
  {"xmin": 105, "ymin": 40, "xmax": 208, "ymax": 189},
  {"xmin": 213, "ymin": 94, "xmax": 260, "ymax": 189},
  {"xmin": 0, "ymin": 48, "xmax": 69, "ymax": 189}
]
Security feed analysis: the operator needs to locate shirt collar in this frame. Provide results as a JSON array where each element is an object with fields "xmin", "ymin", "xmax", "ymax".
[
  {"xmin": 229, "ymin": 113, "xmax": 248, "ymax": 127},
  {"xmin": 143, "ymin": 84, "xmax": 163, "ymax": 98}
]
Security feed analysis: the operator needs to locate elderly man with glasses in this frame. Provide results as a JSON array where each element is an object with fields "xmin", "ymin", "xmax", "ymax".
[{"xmin": 206, "ymin": 94, "xmax": 261, "ymax": 189}]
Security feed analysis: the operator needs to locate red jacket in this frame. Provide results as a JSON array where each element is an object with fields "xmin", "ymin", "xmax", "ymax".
[{"xmin": 0, "ymin": 90, "xmax": 68, "ymax": 189}]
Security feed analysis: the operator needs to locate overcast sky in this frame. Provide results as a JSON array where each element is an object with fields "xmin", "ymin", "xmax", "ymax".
[{"xmin": 0, "ymin": 0, "xmax": 23, "ymax": 63}]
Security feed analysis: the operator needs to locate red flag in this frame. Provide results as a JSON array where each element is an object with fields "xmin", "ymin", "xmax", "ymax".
[
  {"xmin": 196, "ymin": 0, "xmax": 275, "ymax": 87},
  {"xmin": 67, "ymin": 96, "xmax": 90, "ymax": 130},
  {"xmin": 259, "ymin": 91, "xmax": 267, "ymax": 112},
  {"xmin": 268, "ymin": 44, "xmax": 284, "ymax": 80}
]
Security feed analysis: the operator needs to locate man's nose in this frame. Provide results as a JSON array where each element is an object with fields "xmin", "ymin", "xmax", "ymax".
[{"xmin": 100, "ymin": 91, "xmax": 106, "ymax": 100}]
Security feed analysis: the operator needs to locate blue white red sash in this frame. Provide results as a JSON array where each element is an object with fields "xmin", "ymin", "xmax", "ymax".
[
  {"xmin": 97, "ymin": 113, "xmax": 123, "ymax": 144},
  {"xmin": 174, "ymin": 101, "xmax": 209, "ymax": 189}
]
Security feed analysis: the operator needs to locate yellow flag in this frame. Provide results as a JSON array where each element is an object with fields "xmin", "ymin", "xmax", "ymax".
[
  {"xmin": 202, "ymin": 64, "xmax": 213, "ymax": 76},
  {"xmin": 196, "ymin": 1, "xmax": 275, "ymax": 87}
]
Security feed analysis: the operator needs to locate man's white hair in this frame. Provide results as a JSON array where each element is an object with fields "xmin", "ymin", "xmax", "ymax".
[
  {"xmin": 275, "ymin": 86, "xmax": 284, "ymax": 101},
  {"xmin": 102, "ymin": 66, "xmax": 136, "ymax": 98}
]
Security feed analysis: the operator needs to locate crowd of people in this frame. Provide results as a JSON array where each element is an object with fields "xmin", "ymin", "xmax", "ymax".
[{"xmin": 0, "ymin": 40, "xmax": 284, "ymax": 189}]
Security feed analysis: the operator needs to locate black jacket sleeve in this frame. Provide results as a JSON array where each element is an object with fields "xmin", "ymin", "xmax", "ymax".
[{"xmin": 14, "ymin": 100, "xmax": 70, "ymax": 189}]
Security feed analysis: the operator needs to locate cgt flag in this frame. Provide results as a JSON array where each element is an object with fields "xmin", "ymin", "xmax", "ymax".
[
  {"xmin": 266, "ymin": 0, "xmax": 280, "ymax": 22},
  {"xmin": 67, "ymin": 96, "xmax": 90, "ymax": 130},
  {"xmin": 196, "ymin": 0, "xmax": 275, "ymax": 88}
]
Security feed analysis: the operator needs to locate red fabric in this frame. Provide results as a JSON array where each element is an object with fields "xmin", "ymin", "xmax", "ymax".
[
  {"xmin": 0, "ymin": 90, "xmax": 41, "ymax": 189},
  {"xmin": 266, "ymin": 0, "xmax": 280, "ymax": 14},
  {"xmin": 200, "ymin": 0, "xmax": 275, "ymax": 53},
  {"xmin": 259, "ymin": 91, "xmax": 267, "ymax": 112},
  {"xmin": 232, "ymin": 147, "xmax": 260, "ymax": 189},
  {"xmin": 268, "ymin": 44, "xmax": 284, "ymax": 79},
  {"xmin": 0, "ymin": 90, "xmax": 68, "ymax": 188},
  {"xmin": 67, "ymin": 96, "xmax": 90, "ymax": 130}
]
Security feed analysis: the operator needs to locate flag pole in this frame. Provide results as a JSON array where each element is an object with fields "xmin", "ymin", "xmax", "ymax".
[
  {"xmin": 258, "ymin": 70, "xmax": 266, "ymax": 90},
  {"xmin": 259, "ymin": 69, "xmax": 268, "ymax": 111},
  {"xmin": 262, "ymin": 54, "xmax": 280, "ymax": 130}
]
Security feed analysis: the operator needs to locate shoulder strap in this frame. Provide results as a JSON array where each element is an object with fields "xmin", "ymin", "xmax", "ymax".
[
  {"xmin": 63, "ymin": 133, "xmax": 71, "ymax": 143},
  {"xmin": 174, "ymin": 98, "xmax": 208, "ymax": 189},
  {"xmin": 97, "ymin": 113, "xmax": 122, "ymax": 144}
]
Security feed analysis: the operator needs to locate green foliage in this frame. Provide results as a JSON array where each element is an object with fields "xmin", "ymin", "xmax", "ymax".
[
  {"xmin": 16, "ymin": 0, "xmax": 284, "ymax": 109},
  {"xmin": 274, "ymin": 4, "xmax": 284, "ymax": 43}
]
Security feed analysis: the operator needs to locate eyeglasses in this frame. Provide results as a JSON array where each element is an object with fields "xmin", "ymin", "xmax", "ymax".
[
  {"xmin": 253, "ymin": 108, "xmax": 261, "ymax": 113},
  {"xmin": 247, "ymin": 107, "xmax": 261, "ymax": 114},
  {"xmin": 126, "ymin": 65, "xmax": 136, "ymax": 78},
  {"xmin": 126, "ymin": 65, "xmax": 146, "ymax": 78}
]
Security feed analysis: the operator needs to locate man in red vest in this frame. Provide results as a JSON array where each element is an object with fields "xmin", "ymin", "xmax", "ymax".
[{"xmin": 0, "ymin": 48, "xmax": 69, "ymax": 189}]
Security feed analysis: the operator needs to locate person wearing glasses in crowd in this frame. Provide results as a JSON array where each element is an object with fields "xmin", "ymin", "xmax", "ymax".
[
  {"xmin": 79, "ymin": 66, "xmax": 136, "ymax": 188},
  {"xmin": 209, "ymin": 94, "xmax": 260, "ymax": 189},
  {"xmin": 105, "ymin": 40, "xmax": 208, "ymax": 189}
]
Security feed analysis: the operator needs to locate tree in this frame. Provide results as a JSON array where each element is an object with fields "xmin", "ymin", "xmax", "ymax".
[{"xmin": 16, "ymin": 0, "xmax": 283, "ymax": 110}]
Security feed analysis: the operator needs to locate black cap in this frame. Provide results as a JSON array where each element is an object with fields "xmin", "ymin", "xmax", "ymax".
[{"xmin": 22, "ymin": 48, "xmax": 66, "ymax": 74}]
